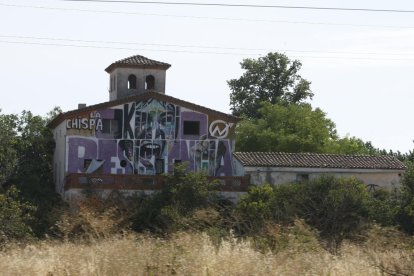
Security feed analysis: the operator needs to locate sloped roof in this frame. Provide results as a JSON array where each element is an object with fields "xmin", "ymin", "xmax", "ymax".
[
  {"xmin": 233, "ymin": 152, "xmax": 406, "ymax": 170},
  {"xmin": 105, "ymin": 55, "xmax": 171, "ymax": 72},
  {"xmin": 48, "ymin": 92, "xmax": 240, "ymax": 128}
]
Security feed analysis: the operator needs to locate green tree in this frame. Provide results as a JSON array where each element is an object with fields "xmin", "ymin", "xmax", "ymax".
[
  {"xmin": 0, "ymin": 112, "xmax": 18, "ymax": 188},
  {"xmin": 0, "ymin": 109, "xmax": 62, "ymax": 236},
  {"xmin": 228, "ymin": 52, "xmax": 313, "ymax": 118},
  {"xmin": 236, "ymin": 103, "xmax": 337, "ymax": 153},
  {"xmin": 325, "ymin": 136, "xmax": 379, "ymax": 155}
]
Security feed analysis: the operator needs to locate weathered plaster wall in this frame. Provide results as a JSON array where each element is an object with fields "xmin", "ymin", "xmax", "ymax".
[
  {"xmin": 53, "ymin": 122, "xmax": 67, "ymax": 194},
  {"xmin": 235, "ymin": 160, "xmax": 403, "ymax": 189}
]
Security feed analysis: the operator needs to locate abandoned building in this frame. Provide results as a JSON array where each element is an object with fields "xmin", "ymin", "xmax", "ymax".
[
  {"xmin": 48, "ymin": 55, "xmax": 248, "ymax": 200},
  {"xmin": 48, "ymin": 55, "xmax": 406, "ymax": 200}
]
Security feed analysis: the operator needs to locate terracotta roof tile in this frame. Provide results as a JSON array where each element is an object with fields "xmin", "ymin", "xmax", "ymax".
[
  {"xmin": 105, "ymin": 55, "xmax": 171, "ymax": 72},
  {"xmin": 233, "ymin": 152, "xmax": 406, "ymax": 170}
]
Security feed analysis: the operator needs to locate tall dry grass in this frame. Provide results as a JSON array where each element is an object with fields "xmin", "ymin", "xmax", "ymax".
[{"xmin": 0, "ymin": 228, "xmax": 412, "ymax": 276}]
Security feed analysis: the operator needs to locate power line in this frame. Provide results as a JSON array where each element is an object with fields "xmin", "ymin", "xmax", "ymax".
[
  {"xmin": 1, "ymin": 3, "xmax": 414, "ymax": 29},
  {"xmin": 1, "ymin": 39, "xmax": 413, "ymax": 62},
  {"xmin": 60, "ymin": 0, "xmax": 414, "ymax": 13},
  {"xmin": 1, "ymin": 34, "xmax": 412, "ymax": 57}
]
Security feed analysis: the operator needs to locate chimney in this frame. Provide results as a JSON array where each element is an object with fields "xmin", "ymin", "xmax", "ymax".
[{"xmin": 78, "ymin": 103, "xmax": 87, "ymax": 109}]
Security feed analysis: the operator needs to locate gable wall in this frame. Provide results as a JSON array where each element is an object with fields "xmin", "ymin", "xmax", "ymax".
[{"xmin": 62, "ymin": 98, "xmax": 236, "ymax": 178}]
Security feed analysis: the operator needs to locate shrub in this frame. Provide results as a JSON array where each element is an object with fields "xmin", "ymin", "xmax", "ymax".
[
  {"xmin": 396, "ymin": 162, "xmax": 414, "ymax": 233},
  {"xmin": 237, "ymin": 175, "xmax": 371, "ymax": 253},
  {"xmin": 298, "ymin": 175, "xmax": 370, "ymax": 253},
  {"xmin": 366, "ymin": 188, "xmax": 399, "ymax": 226},
  {"xmin": 0, "ymin": 186, "xmax": 36, "ymax": 245},
  {"xmin": 131, "ymin": 163, "xmax": 222, "ymax": 233}
]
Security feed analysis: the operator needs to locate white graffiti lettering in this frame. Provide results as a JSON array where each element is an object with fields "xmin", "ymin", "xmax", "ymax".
[{"xmin": 66, "ymin": 118, "xmax": 103, "ymax": 131}]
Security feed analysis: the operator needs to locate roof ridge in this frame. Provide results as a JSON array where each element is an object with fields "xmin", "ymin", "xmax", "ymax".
[{"xmin": 233, "ymin": 151, "xmax": 405, "ymax": 170}]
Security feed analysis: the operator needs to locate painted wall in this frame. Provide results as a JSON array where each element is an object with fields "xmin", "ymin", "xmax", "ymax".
[
  {"xmin": 234, "ymin": 161, "xmax": 403, "ymax": 190},
  {"xmin": 64, "ymin": 98, "xmax": 235, "ymax": 177}
]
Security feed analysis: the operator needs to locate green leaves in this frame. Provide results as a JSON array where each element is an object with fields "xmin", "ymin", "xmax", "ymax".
[
  {"xmin": 228, "ymin": 52, "xmax": 313, "ymax": 119},
  {"xmin": 236, "ymin": 103, "xmax": 337, "ymax": 153},
  {"xmin": 0, "ymin": 112, "xmax": 19, "ymax": 188}
]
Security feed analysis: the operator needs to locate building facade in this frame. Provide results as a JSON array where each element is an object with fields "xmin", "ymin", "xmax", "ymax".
[{"xmin": 49, "ymin": 55, "xmax": 246, "ymax": 199}]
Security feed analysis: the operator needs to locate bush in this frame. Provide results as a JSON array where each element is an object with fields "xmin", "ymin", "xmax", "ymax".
[
  {"xmin": 396, "ymin": 162, "xmax": 414, "ymax": 233},
  {"xmin": 237, "ymin": 175, "xmax": 371, "ymax": 253},
  {"xmin": 131, "ymin": 163, "xmax": 222, "ymax": 233},
  {"xmin": 0, "ymin": 186, "xmax": 36, "ymax": 245},
  {"xmin": 367, "ymin": 188, "xmax": 399, "ymax": 226},
  {"xmin": 298, "ymin": 175, "xmax": 370, "ymax": 253}
]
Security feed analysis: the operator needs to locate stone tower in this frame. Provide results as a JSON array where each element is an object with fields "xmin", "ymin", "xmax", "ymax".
[{"xmin": 105, "ymin": 55, "xmax": 171, "ymax": 101}]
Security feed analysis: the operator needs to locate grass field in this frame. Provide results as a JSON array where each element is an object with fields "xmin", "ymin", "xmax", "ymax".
[{"xmin": 0, "ymin": 225, "xmax": 412, "ymax": 276}]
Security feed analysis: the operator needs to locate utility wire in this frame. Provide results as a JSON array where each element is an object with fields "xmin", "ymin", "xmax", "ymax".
[
  {"xmin": 1, "ymin": 34, "xmax": 412, "ymax": 57},
  {"xmin": 60, "ymin": 0, "xmax": 414, "ymax": 13},
  {"xmin": 1, "ymin": 40, "xmax": 413, "ymax": 61},
  {"xmin": 1, "ymin": 3, "xmax": 414, "ymax": 29}
]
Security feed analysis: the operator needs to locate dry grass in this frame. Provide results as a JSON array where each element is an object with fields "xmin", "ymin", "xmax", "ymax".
[{"xmin": 0, "ymin": 228, "xmax": 412, "ymax": 276}]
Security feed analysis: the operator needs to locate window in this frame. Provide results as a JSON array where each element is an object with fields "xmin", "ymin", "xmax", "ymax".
[
  {"xmin": 296, "ymin": 174, "xmax": 309, "ymax": 182},
  {"xmin": 84, "ymin": 159, "xmax": 92, "ymax": 170},
  {"xmin": 128, "ymin": 74, "xmax": 137, "ymax": 89},
  {"xmin": 155, "ymin": 159, "xmax": 164, "ymax": 174},
  {"xmin": 145, "ymin": 75, "xmax": 155, "ymax": 90},
  {"xmin": 102, "ymin": 119, "xmax": 120, "ymax": 135},
  {"xmin": 183, "ymin": 121, "xmax": 200, "ymax": 135}
]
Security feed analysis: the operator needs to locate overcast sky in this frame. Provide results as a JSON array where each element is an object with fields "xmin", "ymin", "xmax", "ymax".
[{"xmin": 1, "ymin": 0, "xmax": 414, "ymax": 152}]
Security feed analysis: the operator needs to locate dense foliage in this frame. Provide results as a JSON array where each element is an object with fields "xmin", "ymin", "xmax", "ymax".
[
  {"xmin": 230, "ymin": 52, "xmax": 382, "ymax": 155},
  {"xmin": 228, "ymin": 52, "xmax": 313, "ymax": 119},
  {"xmin": 238, "ymin": 176, "xmax": 371, "ymax": 252},
  {"xmin": 0, "ymin": 108, "xmax": 63, "ymax": 240},
  {"xmin": 235, "ymin": 103, "xmax": 337, "ymax": 153}
]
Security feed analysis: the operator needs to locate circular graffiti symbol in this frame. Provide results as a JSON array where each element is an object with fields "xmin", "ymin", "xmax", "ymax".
[{"xmin": 209, "ymin": 120, "xmax": 233, "ymax": 139}]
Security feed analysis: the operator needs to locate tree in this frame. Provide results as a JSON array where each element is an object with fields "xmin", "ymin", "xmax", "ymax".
[
  {"xmin": 325, "ymin": 136, "xmax": 379, "ymax": 155},
  {"xmin": 0, "ymin": 111, "xmax": 18, "ymax": 189},
  {"xmin": 235, "ymin": 103, "xmax": 337, "ymax": 153},
  {"xmin": 0, "ymin": 109, "xmax": 62, "ymax": 236},
  {"xmin": 228, "ymin": 52, "xmax": 313, "ymax": 118}
]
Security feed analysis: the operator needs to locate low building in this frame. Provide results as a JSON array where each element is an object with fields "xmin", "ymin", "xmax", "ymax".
[{"xmin": 233, "ymin": 152, "xmax": 406, "ymax": 190}]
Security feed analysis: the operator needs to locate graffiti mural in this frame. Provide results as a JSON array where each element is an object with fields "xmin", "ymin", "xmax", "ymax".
[{"xmin": 66, "ymin": 98, "xmax": 235, "ymax": 176}]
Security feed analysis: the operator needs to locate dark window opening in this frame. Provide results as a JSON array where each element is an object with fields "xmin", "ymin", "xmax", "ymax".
[
  {"xmin": 102, "ymin": 119, "xmax": 120, "ymax": 135},
  {"xmin": 128, "ymin": 74, "xmax": 137, "ymax": 89},
  {"xmin": 183, "ymin": 121, "xmax": 200, "ymax": 135},
  {"xmin": 296, "ymin": 174, "xmax": 309, "ymax": 182},
  {"xmin": 155, "ymin": 159, "xmax": 164, "ymax": 174},
  {"xmin": 84, "ymin": 159, "xmax": 92, "ymax": 170},
  {"xmin": 145, "ymin": 75, "xmax": 155, "ymax": 90}
]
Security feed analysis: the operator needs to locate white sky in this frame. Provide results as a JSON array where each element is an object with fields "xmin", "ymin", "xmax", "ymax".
[{"xmin": 1, "ymin": 0, "xmax": 414, "ymax": 152}]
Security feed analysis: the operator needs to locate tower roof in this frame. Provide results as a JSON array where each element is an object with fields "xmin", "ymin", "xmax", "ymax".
[{"xmin": 105, "ymin": 55, "xmax": 171, "ymax": 73}]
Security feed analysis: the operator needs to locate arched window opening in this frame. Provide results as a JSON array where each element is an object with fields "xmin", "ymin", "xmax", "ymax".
[
  {"xmin": 128, "ymin": 74, "xmax": 137, "ymax": 89},
  {"xmin": 145, "ymin": 75, "xmax": 155, "ymax": 90}
]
